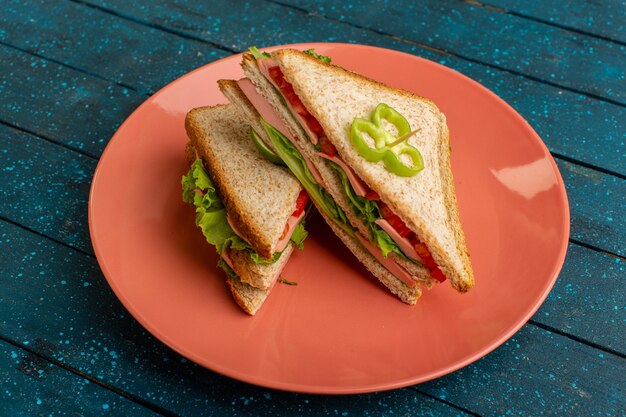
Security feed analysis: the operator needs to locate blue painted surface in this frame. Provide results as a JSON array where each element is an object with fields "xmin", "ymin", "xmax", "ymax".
[
  {"xmin": 485, "ymin": 0, "xmax": 626, "ymax": 43},
  {"xmin": 0, "ymin": 339, "xmax": 154, "ymax": 416},
  {"xmin": 0, "ymin": 0, "xmax": 623, "ymax": 415},
  {"xmin": 280, "ymin": 0, "xmax": 626, "ymax": 103}
]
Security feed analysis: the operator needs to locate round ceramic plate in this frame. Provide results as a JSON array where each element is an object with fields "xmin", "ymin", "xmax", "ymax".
[{"xmin": 89, "ymin": 43, "xmax": 569, "ymax": 394}]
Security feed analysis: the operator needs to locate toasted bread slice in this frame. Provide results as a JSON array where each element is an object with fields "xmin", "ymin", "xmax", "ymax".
[
  {"xmin": 263, "ymin": 49, "xmax": 473, "ymax": 292},
  {"xmin": 185, "ymin": 104, "xmax": 302, "ymax": 259}
]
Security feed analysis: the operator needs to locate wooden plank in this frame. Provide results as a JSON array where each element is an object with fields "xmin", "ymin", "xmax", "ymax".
[
  {"xmin": 0, "ymin": 0, "xmax": 230, "ymax": 94},
  {"xmin": 535, "ymin": 243, "xmax": 625, "ymax": 355},
  {"xmin": 557, "ymin": 159, "xmax": 625, "ymax": 257},
  {"xmin": 0, "ymin": 44, "xmax": 145, "ymax": 158},
  {"xmin": 0, "ymin": 124, "xmax": 96, "ymax": 254},
  {"xmin": 0, "ymin": 221, "xmax": 471, "ymax": 416},
  {"xmin": 419, "ymin": 324, "xmax": 625, "ymax": 416},
  {"xmin": 1, "ymin": 2, "xmax": 624, "ymax": 174},
  {"xmin": 1, "ymin": 218, "xmax": 623, "ymax": 414},
  {"xmin": 0, "ymin": 339, "xmax": 154, "ymax": 416},
  {"xmin": 85, "ymin": 0, "xmax": 626, "ymax": 103},
  {"xmin": 484, "ymin": 0, "xmax": 626, "ymax": 43},
  {"xmin": 278, "ymin": 0, "xmax": 626, "ymax": 103}
]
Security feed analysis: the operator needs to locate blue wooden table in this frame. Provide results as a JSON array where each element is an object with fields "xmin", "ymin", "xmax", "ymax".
[{"xmin": 1, "ymin": 1, "xmax": 624, "ymax": 415}]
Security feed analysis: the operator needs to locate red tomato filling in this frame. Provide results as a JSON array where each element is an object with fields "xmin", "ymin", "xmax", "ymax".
[
  {"xmin": 280, "ymin": 190, "xmax": 310, "ymax": 240},
  {"xmin": 292, "ymin": 190, "xmax": 309, "ymax": 217},
  {"xmin": 268, "ymin": 66, "xmax": 337, "ymax": 157},
  {"xmin": 375, "ymin": 202, "xmax": 447, "ymax": 283}
]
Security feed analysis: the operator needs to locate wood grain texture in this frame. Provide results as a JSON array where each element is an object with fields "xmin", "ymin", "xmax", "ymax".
[
  {"xmin": 0, "ymin": 125, "xmax": 95, "ymax": 254},
  {"xmin": 0, "ymin": 44, "xmax": 144, "ymax": 158},
  {"xmin": 0, "ymin": 339, "xmax": 154, "ymax": 416},
  {"xmin": 277, "ymin": 0, "xmax": 626, "ymax": 103},
  {"xmin": 0, "ymin": 220, "xmax": 472, "ymax": 415},
  {"xmin": 556, "ymin": 160, "xmax": 625, "ymax": 257},
  {"xmin": 533, "ymin": 243, "xmax": 625, "ymax": 355},
  {"xmin": 483, "ymin": 0, "xmax": 626, "ymax": 43},
  {"xmin": 419, "ymin": 325, "xmax": 625, "ymax": 416},
  {"xmin": 10, "ymin": 0, "xmax": 615, "ymax": 175},
  {"xmin": 0, "ymin": 0, "xmax": 230, "ymax": 95},
  {"xmin": 0, "ymin": 217, "xmax": 623, "ymax": 414}
]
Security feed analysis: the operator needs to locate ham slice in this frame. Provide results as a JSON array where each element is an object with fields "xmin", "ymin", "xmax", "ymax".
[
  {"xmin": 355, "ymin": 233, "xmax": 416, "ymax": 288},
  {"xmin": 375, "ymin": 219, "xmax": 421, "ymax": 261},
  {"xmin": 237, "ymin": 78, "xmax": 326, "ymax": 187},
  {"xmin": 275, "ymin": 209, "xmax": 306, "ymax": 252},
  {"xmin": 227, "ymin": 215, "xmax": 252, "ymax": 246},
  {"xmin": 221, "ymin": 250, "xmax": 235, "ymax": 270},
  {"xmin": 318, "ymin": 152, "xmax": 370, "ymax": 197},
  {"xmin": 227, "ymin": 209, "xmax": 305, "ymax": 255},
  {"xmin": 257, "ymin": 58, "xmax": 320, "ymax": 145}
]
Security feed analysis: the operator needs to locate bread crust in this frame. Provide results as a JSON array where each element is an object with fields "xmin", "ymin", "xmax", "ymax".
[{"xmin": 271, "ymin": 49, "xmax": 474, "ymax": 292}]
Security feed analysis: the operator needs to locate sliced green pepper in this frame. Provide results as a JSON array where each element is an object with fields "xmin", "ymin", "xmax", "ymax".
[
  {"xmin": 249, "ymin": 128, "xmax": 286, "ymax": 166},
  {"xmin": 350, "ymin": 103, "xmax": 424, "ymax": 177}
]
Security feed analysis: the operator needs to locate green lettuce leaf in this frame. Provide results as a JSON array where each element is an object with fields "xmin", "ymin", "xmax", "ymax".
[
  {"xmin": 182, "ymin": 159, "xmax": 305, "ymax": 264},
  {"xmin": 261, "ymin": 120, "xmax": 354, "ymax": 236},
  {"xmin": 304, "ymin": 48, "xmax": 332, "ymax": 63},
  {"xmin": 329, "ymin": 161, "xmax": 406, "ymax": 259},
  {"xmin": 289, "ymin": 222, "xmax": 308, "ymax": 250},
  {"xmin": 217, "ymin": 258, "xmax": 238, "ymax": 278},
  {"xmin": 249, "ymin": 46, "xmax": 271, "ymax": 59}
]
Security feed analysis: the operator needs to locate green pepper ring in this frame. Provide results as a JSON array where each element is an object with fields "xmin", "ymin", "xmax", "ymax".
[{"xmin": 350, "ymin": 103, "xmax": 424, "ymax": 176}]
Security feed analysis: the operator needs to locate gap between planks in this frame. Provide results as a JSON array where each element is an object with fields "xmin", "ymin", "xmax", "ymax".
[
  {"xmin": 6, "ymin": 0, "xmax": 626, "ymax": 110},
  {"xmin": 0, "ymin": 119, "xmax": 99, "ymax": 161},
  {"xmin": 410, "ymin": 387, "xmax": 483, "ymax": 416},
  {"xmin": 266, "ymin": 0, "xmax": 626, "ymax": 108},
  {"xmin": 464, "ymin": 0, "xmax": 626, "ymax": 47},
  {"xmin": 0, "ymin": 334, "xmax": 179, "ymax": 417},
  {"xmin": 69, "ymin": 0, "xmax": 238, "ymax": 58},
  {"xmin": 0, "ymin": 331, "xmax": 481, "ymax": 415}
]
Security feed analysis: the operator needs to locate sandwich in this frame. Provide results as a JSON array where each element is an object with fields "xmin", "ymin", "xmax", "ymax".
[
  {"xmin": 181, "ymin": 104, "xmax": 309, "ymax": 314},
  {"xmin": 218, "ymin": 47, "xmax": 474, "ymax": 304}
]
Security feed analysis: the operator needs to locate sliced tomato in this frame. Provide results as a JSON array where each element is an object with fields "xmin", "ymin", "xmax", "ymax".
[
  {"xmin": 318, "ymin": 134, "xmax": 338, "ymax": 157},
  {"xmin": 364, "ymin": 189, "xmax": 380, "ymax": 201},
  {"xmin": 292, "ymin": 190, "xmax": 309, "ymax": 216},
  {"xmin": 305, "ymin": 114, "xmax": 324, "ymax": 136},
  {"xmin": 378, "ymin": 202, "xmax": 412, "ymax": 238},
  {"xmin": 268, "ymin": 66, "xmax": 283, "ymax": 85},
  {"xmin": 291, "ymin": 98, "xmax": 308, "ymax": 117},
  {"xmin": 267, "ymin": 65, "xmax": 329, "ymax": 145},
  {"xmin": 411, "ymin": 238, "xmax": 447, "ymax": 283}
]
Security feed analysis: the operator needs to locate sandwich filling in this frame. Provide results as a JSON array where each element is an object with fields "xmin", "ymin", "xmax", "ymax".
[
  {"xmin": 248, "ymin": 52, "xmax": 447, "ymax": 284},
  {"xmin": 182, "ymin": 158, "xmax": 308, "ymax": 276}
]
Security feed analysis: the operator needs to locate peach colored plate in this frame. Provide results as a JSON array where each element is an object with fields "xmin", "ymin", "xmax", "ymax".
[{"xmin": 89, "ymin": 43, "xmax": 569, "ymax": 394}]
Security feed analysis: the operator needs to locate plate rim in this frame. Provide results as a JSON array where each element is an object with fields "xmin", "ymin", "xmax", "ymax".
[{"xmin": 88, "ymin": 42, "xmax": 570, "ymax": 394}]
